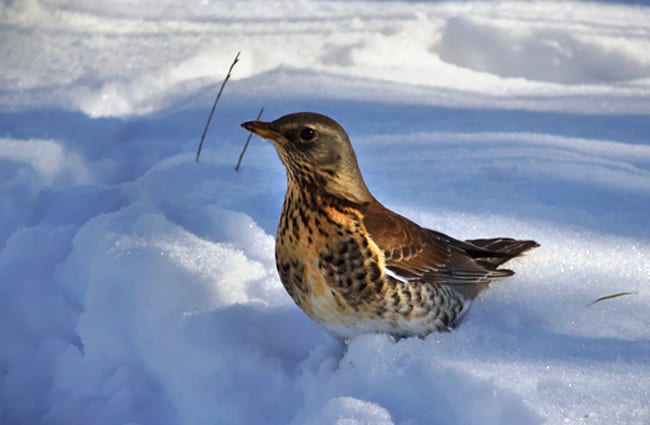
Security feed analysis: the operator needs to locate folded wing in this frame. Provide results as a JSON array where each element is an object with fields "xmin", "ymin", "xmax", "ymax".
[{"xmin": 362, "ymin": 200, "xmax": 538, "ymax": 299}]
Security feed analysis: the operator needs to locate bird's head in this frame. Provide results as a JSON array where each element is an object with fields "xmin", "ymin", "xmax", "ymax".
[{"xmin": 241, "ymin": 112, "xmax": 373, "ymax": 204}]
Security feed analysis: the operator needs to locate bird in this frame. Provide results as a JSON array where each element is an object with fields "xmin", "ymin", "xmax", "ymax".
[{"xmin": 241, "ymin": 112, "xmax": 538, "ymax": 340}]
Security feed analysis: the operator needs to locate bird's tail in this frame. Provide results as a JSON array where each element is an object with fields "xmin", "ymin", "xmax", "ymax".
[
  {"xmin": 449, "ymin": 237, "xmax": 539, "ymax": 301},
  {"xmin": 465, "ymin": 238, "xmax": 540, "ymax": 267}
]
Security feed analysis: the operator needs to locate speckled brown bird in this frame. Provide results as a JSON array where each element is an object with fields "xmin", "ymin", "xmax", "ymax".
[{"xmin": 241, "ymin": 112, "xmax": 538, "ymax": 340}]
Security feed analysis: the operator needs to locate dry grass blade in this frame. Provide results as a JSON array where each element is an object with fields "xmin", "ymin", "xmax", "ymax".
[
  {"xmin": 195, "ymin": 51, "xmax": 240, "ymax": 162},
  {"xmin": 235, "ymin": 107, "xmax": 264, "ymax": 171},
  {"xmin": 588, "ymin": 291, "xmax": 638, "ymax": 306}
]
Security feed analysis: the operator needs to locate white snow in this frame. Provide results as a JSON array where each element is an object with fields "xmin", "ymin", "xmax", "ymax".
[{"xmin": 1, "ymin": 1, "xmax": 649, "ymax": 424}]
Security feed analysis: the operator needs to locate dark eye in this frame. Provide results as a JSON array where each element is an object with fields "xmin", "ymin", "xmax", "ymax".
[{"xmin": 299, "ymin": 127, "xmax": 317, "ymax": 142}]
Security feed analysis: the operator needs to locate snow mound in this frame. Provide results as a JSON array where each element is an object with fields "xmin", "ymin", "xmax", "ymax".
[
  {"xmin": 302, "ymin": 397, "xmax": 394, "ymax": 425},
  {"xmin": 0, "ymin": 138, "xmax": 92, "ymax": 187},
  {"xmin": 1, "ymin": 1, "xmax": 650, "ymax": 425},
  {"xmin": 2, "ymin": 1, "xmax": 650, "ymax": 116},
  {"xmin": 436, "ymin": 15, "xmax": 650, "ymax": 84}
]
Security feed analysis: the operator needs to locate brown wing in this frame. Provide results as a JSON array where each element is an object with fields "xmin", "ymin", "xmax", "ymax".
[{"xmin": 362, "ymin": 200, "xmax": 514, "ymax": 295}]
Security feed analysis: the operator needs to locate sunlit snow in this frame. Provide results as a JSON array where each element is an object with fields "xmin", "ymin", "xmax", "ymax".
[{"xmin": 1, "ymin": 1, "xmax": 649, "ymax": 424}]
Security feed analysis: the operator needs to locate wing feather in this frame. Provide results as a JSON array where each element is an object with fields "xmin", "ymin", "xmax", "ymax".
[{"xmin": 362, "ymin": 201, "xmax": 512, "ymax": 292}]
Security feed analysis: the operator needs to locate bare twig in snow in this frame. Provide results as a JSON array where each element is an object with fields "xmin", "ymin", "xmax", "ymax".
[
  {"xmin": 588, "ymin": 291, "xmax": 637, "ymax": 306},
  {"xmin": 235, "ymin": 107, "xmax": 265, "ymax": 171},
  {"xmin": 196, "ymin": 51, "xmax": 240, "ymax": 162}
]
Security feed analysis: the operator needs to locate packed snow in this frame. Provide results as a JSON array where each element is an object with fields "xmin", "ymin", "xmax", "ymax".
[{"xmin": 1, "ymin": 1, "xmax": 649, "ymax": 424}]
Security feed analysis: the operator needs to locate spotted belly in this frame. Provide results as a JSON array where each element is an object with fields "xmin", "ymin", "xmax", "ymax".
[{"xmin": 275, "ymin": 200, "xmax": 465, "ymax": 340}]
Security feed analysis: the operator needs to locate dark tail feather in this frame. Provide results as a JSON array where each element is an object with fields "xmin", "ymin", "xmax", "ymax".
[
  {"xmin": 450, "ymin": 238, "xmax": 539, "ymax": 300},
  {"xmin": 466, "ymin": 238, "xmax": 540, "ymax": 267}
]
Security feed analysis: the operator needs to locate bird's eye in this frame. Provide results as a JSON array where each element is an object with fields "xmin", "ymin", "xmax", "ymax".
[{"xmin": 299, "ymin": 127, "xmax": 317, "ymax": 142}]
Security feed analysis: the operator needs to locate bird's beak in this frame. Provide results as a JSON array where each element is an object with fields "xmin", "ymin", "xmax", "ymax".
[{"xmin": 241, "ymin": 120, "xmax": 281, "ymax": 141}]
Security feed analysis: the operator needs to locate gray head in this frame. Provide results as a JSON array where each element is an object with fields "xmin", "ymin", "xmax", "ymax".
[{"xmin": 241, "ymin": 112, "xmax": 373, "ymax": 204}]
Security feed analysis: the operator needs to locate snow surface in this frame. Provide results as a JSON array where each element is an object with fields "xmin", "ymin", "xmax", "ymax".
[{"xmin": 1, "ymin": 1, "xmax": 650, "ymax": 424}]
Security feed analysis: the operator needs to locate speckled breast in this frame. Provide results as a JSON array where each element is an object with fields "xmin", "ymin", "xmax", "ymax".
[{"xmin": 274, "ymin": 187, "xmax": 464, "ymax": 339}]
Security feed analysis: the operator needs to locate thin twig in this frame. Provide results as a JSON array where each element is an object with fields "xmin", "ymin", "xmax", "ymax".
[
  {"xmin": 235, "ymin": 107, "xmax": 264, "ymax": 171},
  {"xmin": 588, "ymin": 291, "xmax": 637, "ymax": 306},
  {"xmin": 196, "ymin": 51, "xmax": 240, "ymax": 162}
]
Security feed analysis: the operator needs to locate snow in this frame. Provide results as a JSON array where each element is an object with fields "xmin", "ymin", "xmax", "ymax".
[{"xmin": 1, "ymin": 1, "xmax": 649, "ymax": 424}]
